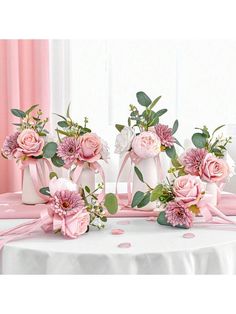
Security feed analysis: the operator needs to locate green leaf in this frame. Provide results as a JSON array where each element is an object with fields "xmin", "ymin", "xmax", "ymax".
[
  {"xmin": 104, "ymin": 193, "xmax": 118, "ymax": 215},
  {"xmin": 137, "ymin": 192, "xmax": 150, "ymax": 208},
  {"xmin": 149, "ymin": 95, "xmax": 161, "ymax": 110},
  {"xmin": 131, "ymin": 191, "xmax": 145, "ymax": 207},
  {"xmin": 115, "ymin": 124, "xmax": 125, "ymax": 132},
  {"xmin": 54, "ymin": 113, "xmax": 67, "ymax": 121},
  {"xmin": 11, "ymin": 109, "xmax": 26, "ymax": 118},
  {"xmin": 174, "ymin": 138, "xmax": 184, "ymax": 149},
  {"xmin": 150, "ymin": 184, "xmax": 163, "ymax": 202},
  {"xmin": 66, "ymin": 103, "xmax": 71, "ymax": 118},
  {"xmin": 51, "ymin": 155, "xmax": 64, "ymax": 167},
  {"xmin": 136, "ymin": 91, "xmax": 152, "ymax": 107},
  {"xmin": 49, "ymin": 172, "xmax": 58, "ymax": 180},
  {"xmin": 25, "ymin": 104, "xmax": 39, "ymax": 115},
  {"xmin": 155, "ymin": 108, "xmax": 168, "ymax": 118},
  {"xmin": 85, "ymin": 186, "xmax": 90, "ymax": 193},
  {"xmin": 212, "ymin": 124, "xmax": 225, "ymax": 137},
  {"xmin": 178, "ymin": 168, "xmax": 186, "ymax": 176},
  {"xmin": 165, "ymin": 146, "xmax": 177, "ymax": 159},
  {"xmin": 43, "ymin": 142, "xmax": 58, "ymax": 158},
  {"xmin": 192, "ymin": 133, "xmax": 207, "ymax": 148},
  {"xmin": 134, "ymin": 166, "xmax": 144, "ymax": 182},
  {"xmin": 58, "ymin": 121, "xmax": 69, "ymax": 128},
  {"xmin": 101, "ymin": 216, "xmax": 107, "ymax": 222},
  {"xmin": 39, "ymin": 187, "xmax": 50, "ymax": 196},
  {"xmin": 171, "ymin": 158, "xmax": 181, "ymax": 168},
  {"xmin": 172, "ymin": 120, "xmax": 179, "ymax": 135}
]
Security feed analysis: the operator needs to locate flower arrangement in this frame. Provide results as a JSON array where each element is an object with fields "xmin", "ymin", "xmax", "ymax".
[
  {"xmin": 168, "ymin": 125, "xmax": 233, "ymax": 183},
  {"xmin": 0, "ymin": 177, "xmax": 118, "ymax": 249},
  {"xmin": 1, "ymin": 105, "xmax": 49, "ymax": 162},
  {"xmin": 115, "ymin": 91, "xmax": 180, "ymax": 159}
]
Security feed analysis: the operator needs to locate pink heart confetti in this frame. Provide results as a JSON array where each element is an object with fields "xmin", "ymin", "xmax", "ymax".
[
  {"xmin": 118, "ymin": 242, "xmax": 131, "ymax": 248},
  {"xmin": 146, "ymin": 217, "xmax": 156, "ymax": 222},
  {"xmin": 111, "ymin": 229, "xmax": 124, "ymax": 235},
  {"xmin": 117, "ymin": 220, "xmax": 130, "ymax": 225},
  {"xmin": 183, "ymin": 232, "xmax": 195, "ymax": 239}
]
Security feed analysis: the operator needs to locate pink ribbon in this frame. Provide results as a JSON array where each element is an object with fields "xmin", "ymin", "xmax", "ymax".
[
  {"xmin": 71, "ymin": 161, "xmax": 106, "ymax": 202},
  {"xmin": 115, "ymin": 152, "xmax": 164, "ymax": 208},
  {"xmin": 20, "ymin": 158, "xmax": 53, "ymax": 201}
]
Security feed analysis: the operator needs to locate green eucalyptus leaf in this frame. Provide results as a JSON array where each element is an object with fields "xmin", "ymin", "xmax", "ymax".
[
  {"xmin": 25, "ymin": 104, "xmax": 39, "ymax": 115},
  {"xmin": 39, "ymin": 187, "xmax": 50, "ymax": 196},
  {"xmin": 115, "ymin": 124, "xmax": 125, "ymax": 132},
  {"xmin": 85, "ymin": 186, "xmax": 90, "ymax": 193},
  {"xmin": 171, "ymin": 158, "xmax": 181, "ymax": 168},
  {"xmin": 58, "ymin": 121, "xmax": 69, "ymax": 128},
  {"xmin": 165, "ymin": 146, "xmax": 177, "ymax": 159},
  {"xmin": 43, "ymin": 142, "xmax": 58, "ymax": 158},
  {"xmin": 104, "ymin": 193, "xmax": 118, "ymax": 215},
  {"xmin": 136, "ymin": 91, "xmax": 152, "ymax": 107},
  {"xmin": 49, "ymin": 172, "xmax": 58, "ymax": 180},
  {"xmin": 149, "ymin": 95, "xmax": 161, "ymax": 110},
  {"xmin": 155, "ymin": 108, "xmax": 168, "ymax": 118},
  {"xmin": 11, "ymin": 109, "xmax": 26, "ymax": 118},
  {"xmin": 192, "ymin": 133, "xmax": 207, "ymax": 148},
  {"xmin": 150, "ymin": 184, "xmax": 163, "ymax": 202},
  {"xmin": 54, "ymin": 113, "xmax": 67, "ymax": 121},
  {"xmin": 172, "ymin": 120, "xmax": 179, "ymax": 135},
  {"xmin": 137, "ymin": 192, "xmax": 150, "ymax": 208},
  {"xmin": 134, "ymin": 166, "xmax": 144, "ymax": 182},
  {"xmin": 131, "ymin": 191, "xmax": 145, "ymax": 207},
  {"xmin": 212, "ymin": 124, "xmax": 225, "ymax": 137},
  {"xmin": 51, "ymin": 155, "xmax": 64, "ymax": 167},
  {"xmin": 66, "ymin": 103, "xmax": 71, "ymax": 118},
  {"xmin": 174, "ymin": 138, "xmax": 184, "ymax": 149}
]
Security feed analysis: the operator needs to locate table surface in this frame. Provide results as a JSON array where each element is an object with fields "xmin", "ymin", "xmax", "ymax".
[{"xmin": 1, "ymin": 216, "xmax": 236, "ymax": 274}]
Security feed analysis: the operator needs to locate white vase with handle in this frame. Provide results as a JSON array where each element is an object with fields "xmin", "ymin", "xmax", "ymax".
[
  {"xmin": 22, "ymin": 161, "xmax": 46, "ymax": 205},
  {"xmin": 76, "ymin": 163, "xmax": 95, "ymax": 198},
  {"xmin": 206, "ymin": 182, "xmax": 218, "ymax": 206},
  {"xmin": 132, "ymin": 157, "xmax": 159, "ymax": 210}
]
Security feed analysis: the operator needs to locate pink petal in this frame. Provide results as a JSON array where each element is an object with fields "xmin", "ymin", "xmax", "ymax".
[
  {"xmin": 118, "ymin": 242, "xmax": 131, "ymax": 248},
  {"xmin": 117, "ymin": 220, "xmax": 130, "ymax": 225},
  {"xmin": 111, "ymin": 229, "xmax": 124, "ymax": 235},
  {"xmin": 183, "ymin": 232, "xmax": 195, "ymax": 239}
]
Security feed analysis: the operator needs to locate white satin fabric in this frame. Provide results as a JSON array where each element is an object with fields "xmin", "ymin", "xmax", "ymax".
[{"xmin": 1, "ymin": 217, "xmax": 236, "ymax": 274}]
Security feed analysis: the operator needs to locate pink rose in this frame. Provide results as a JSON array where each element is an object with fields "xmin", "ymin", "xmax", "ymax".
[
  {"xmin": 78, "ymin": 133, "xmax": 102, "ymax": 162},
  {"xmin": 61, "ymin": 212, "xmax": 90, "ymax": 238},
  {"xmin": 17, "ymin": 129, "xmax": 44, "ymax": 157},
  {"xmin": 200, "ymin": 153, "xmax": 229, "ymax": 183},
  {"xmin": 173, "ymin": 174, "xmax": 205, "ymax": 206},
  {"xmin": 131, "ymin": 131, "xmax": 161, "ymax": 158}
]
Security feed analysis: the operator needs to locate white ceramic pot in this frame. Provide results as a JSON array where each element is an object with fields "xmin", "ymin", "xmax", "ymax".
[
  {"xmin": 132, "ymin": 157, "xmax": 159, "ymax": 210},
  {"xmin": 76, "ymin": 164, "xmax": 95, "ymax": 197},
  {"xmin": 206, "ymin": 182, "xmax": 218, "ymax": 206},
  {"xmin": 22, "ymin": 163, "xmax": 46, "ymax": 205}
]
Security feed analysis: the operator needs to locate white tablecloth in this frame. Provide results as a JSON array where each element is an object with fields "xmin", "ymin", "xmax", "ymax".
[{"xmin": 1, "ymin": 217, "xmax": 236, "ymax": 274}]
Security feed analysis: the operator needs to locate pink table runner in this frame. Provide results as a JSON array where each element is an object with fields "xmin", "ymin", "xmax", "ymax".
[{"xmin": 0, "ymin": 192, "xmax": 236, "ymax": 219}]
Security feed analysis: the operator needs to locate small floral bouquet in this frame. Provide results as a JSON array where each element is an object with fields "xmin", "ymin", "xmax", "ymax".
[
  {"xmin": 115, "ymin": 91, "xmax": 180, "ymax": 209},
  {"xmin": 168, "ymin": 125, "xmax": 235, "ymax": 205},
  {"xmin": 44, "ymin": 105, "xmax": 109, "ymax": 196},
  {"xmin": 0, "ymin": 177, "xmax": 118, "ymax": 250},
  {"xmin": 132, "ymin": 169, "xmax": 236, "ymax": 229},
  {"xmin": 1, "ymin": 105, "xmax": 52, "ymax": 204}
]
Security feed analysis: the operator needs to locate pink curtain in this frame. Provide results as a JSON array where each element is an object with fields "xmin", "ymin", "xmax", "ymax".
[{"xmin": 0, "ymin": 40, "xmax": 50, "ymax": 193}]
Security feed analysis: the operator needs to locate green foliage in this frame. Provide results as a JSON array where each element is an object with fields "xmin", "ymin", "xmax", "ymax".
[
  {"xmin": 11, "ymin": 109, "xmax": 26, "ymax": 118},
  {"xmin": 49, "ymin": 172, "xmax": 58, "ymax": 180},
  {"xmin": 131, "ymin": 191, "xmax": 145, "ymax": 207},
  {"xmin": 136, "ymin": 91, "xmax": 152, "ymax": 107},
  {"xmin": 137, "ymin": 192, "xmax": 150, "ymax": 208},
  {"xmin": 192, "ymin": 133, "xmax": 207, "ymax": 148},
  {"xmin": 134, "ymin": 166, "xmax": 144, "ymax": 182},
  {"xmin": 43, "ymin": 142, "xmax": 57, "ymax": 158},
  {"xmin": 115, "ymin": 124, "xmax": 125, "ymax": 132},
  {"xmin": 172, "ymin": 120, "xmax": 179, "ymax": 135},
  {"xmin": 25, "ymin": 104, "xmax": 39, "ymax": 115},
  {"xmin": 51, "ymin": 155, "xmax": 64, "ymax": 167},
  {"xmin": 165, "ymin": 146, "xmax": 177, "ymax": 159},
  {"xmin": 104, "ymin": 193, "xmax": 118, "ymax": 214},
  {"xmin": 150, "ymin": 184, "xmax": 163, "ymax": 202},
  {"xmin": 85, "ymin": 186, "xmax": 90, "ymax": 193},
  {"xmin": 39, "ymin": 187, "xmax": 50, "ymax": 196}
]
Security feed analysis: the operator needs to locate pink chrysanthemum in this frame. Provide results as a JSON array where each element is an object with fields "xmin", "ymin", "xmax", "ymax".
[
  {"xmin": 181, "ymin": 148, "xmax": 208, "ymax": 176},
  {"xmin": 154, "ymin": 124, "xmax": 175, "ymax": 148},
  {"xmin": 57, "ymin": 137, "xmax": 81, "ymax": 167},
  {"xmin": 1, "ymin": 132, "xmax": 20, "ymax": 159},
  {"xmin": 165, "ymin": 201, "xmax": 193, "ymax": 228},
  {"xmin": 51, "ymin": 190, "xmax": 85, "ymax": 217}
]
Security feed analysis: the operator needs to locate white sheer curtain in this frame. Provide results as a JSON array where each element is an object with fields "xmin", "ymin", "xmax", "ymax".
[{"xmin": 49, "ymin": 39, "xmax": 236, "ymax": 192}]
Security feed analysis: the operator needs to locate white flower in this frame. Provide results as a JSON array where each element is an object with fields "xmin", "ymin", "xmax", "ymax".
[
  {"xmin": 100, "ymin": 139, "xmax": 110, "ymax": 162},
  {"xmin": 49, "ymin": 177, "xmax": 78, "ymax": 196},
  {"xmin": 115, "ymin": 127, "xmax": 135, "ymax": 154}
]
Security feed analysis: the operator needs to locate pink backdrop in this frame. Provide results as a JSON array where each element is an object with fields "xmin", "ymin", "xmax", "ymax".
[{"xmin": 0, "ymin": 40, "xmax": 50, "ymax": 193}]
